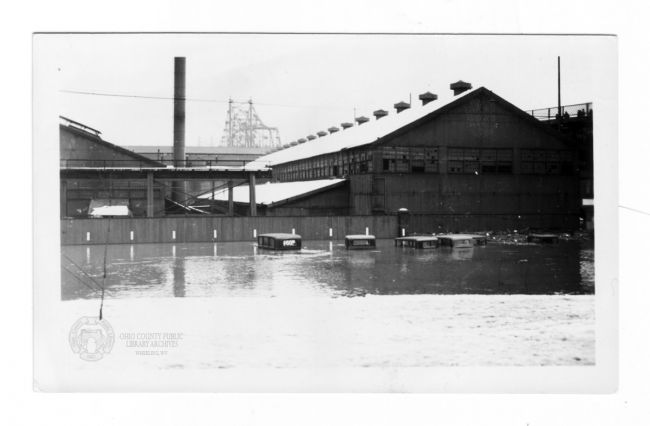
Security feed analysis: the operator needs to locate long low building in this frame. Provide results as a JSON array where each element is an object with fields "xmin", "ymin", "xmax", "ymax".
[
  {"xmin": 124, "ymin": 145, "xmax": 270, "ymax": 167},
  {"xmin": 60, "ymin": 116, "xmax": 271, "ymax": 218},
  {"xmin": 198, "ymin": 178, "xmax": 348, "ymax": 216},
  {"xmin": 247, "ymin": 84, "xmax": 583, "ymax": 231}
]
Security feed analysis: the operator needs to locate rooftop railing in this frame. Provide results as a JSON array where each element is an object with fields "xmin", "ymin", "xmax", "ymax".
[{"xmin": 527, "ymin": 103, "xmax": 593, "ymax": 121}]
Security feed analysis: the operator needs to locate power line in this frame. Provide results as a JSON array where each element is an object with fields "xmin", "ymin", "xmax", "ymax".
[
  {"xmin": 60, "ymin": 89, "xmax": 351, "ymax": 110},
  {"xmin": 253, "ymin": 100, "xmax": 347, "ymax": 110},
  {"xmin": 60, "ymin": 89, "xmax": 227, "ymax": 103}
]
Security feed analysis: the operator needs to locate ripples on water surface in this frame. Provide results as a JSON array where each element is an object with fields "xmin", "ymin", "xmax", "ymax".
[{"xmin": 61, "ymin": 239, "xmax": 594, "ymax": 300}]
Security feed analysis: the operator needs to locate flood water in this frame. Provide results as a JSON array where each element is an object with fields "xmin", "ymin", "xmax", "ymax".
[{"xmin": 61, "ymin": 239, "xmax": 594, "ymax": 300}]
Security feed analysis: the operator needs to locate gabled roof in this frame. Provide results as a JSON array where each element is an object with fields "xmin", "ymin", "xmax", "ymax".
[
  {"xmin": 60, "ymin": 121, "xmax": 165, "ymax": 167},
  {"xmin": 247, "ymin": 88, "xmax": 480, "ymax": 168},
  {"xmin": 198, "ymin": 178, "xmax": 346, "ymax": 208},
  {"xmin": 370, "ymin": 87, "xmax": 575, "ymax": 148},
  {"xmin": 247, "ymin": 87, "xmax": 573, "ymax": 169}
]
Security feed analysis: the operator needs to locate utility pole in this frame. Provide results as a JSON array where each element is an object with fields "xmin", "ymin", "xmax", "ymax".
[{"xmin": 557, "ymin": 56, "xmax": 562, "ymax": 120}]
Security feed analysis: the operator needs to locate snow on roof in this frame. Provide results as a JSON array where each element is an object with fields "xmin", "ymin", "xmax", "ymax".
[
  {"xmin": 247, "ymin": 88, "xmax": 480, "ymax": 168},
  {"xmin": 438, "ymin": 234, "xmax": 483, "ymax": 240},
  {"xmin": 198, "ymin": 178, "xmax": 346, "ymax": 206},
  {"xmin": 258, "ymin": 233, "xmax": 301, "ymax": 239},
  {"xmin": 89, "ymin": 205, "xmax": 131, "ymax": 217}
]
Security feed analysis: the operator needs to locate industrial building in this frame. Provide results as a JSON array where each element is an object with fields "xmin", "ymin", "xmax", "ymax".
[
  {"xmin": 125, "ymin": 145, "xmax": 269, "ymax": 168},
  {"xmin": 125, "ymin": 145, "xmax": 270, "ymax": 195},
  {"xmin": 526, "ymin": 102, "xmax": 594, "ymax": 229},
  {"xmin": 197, "ymin": 178, "xmax": 349, "ymax": 216},
  {"xmin": 59, "ymin": 55, "xmax": 590, "ymax": 234},
  {"xmin": 59, "ymin": 57, "xmax": 273, "ymax": 221},
  {"xmin": 59, "ymin": 116, "xmax": 166, "ymax": 217},
  {"xmin": 60, "ymin": 116, "xmax": 270, "ymax": 218},
  {"xmin": 229, "ymin": 83, "xmax": 584, "ymax": 231}
]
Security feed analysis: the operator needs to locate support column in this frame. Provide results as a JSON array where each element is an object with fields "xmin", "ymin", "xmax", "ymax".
[
  {"xmin": 248, "ymin": 173, "xmax": 257, "ymax": 217},
  {"xmin": 146, "ymin": 172, "xmax": 154, "ymax": 217},
  {"xmin": 210, "ymin": 180, "xmax": 216, "ymax": 214},
  {"xmin": 228, "ymin": 180, "xmax": 234, "ymax": 216},
  {"xmin": 60, "ymin": 180, "xmax": 67, "ymax": 218}
]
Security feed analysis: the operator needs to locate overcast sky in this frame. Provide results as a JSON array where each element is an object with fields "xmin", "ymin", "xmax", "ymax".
[{"xmin": 41, "ymin": 34, "xmax": 614, "ymax": 147}]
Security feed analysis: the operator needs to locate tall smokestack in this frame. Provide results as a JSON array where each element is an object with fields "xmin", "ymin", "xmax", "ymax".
[
  {"xmin": 173, "ymin": 57, "xmax": 186, "ymax": 166},
  {"xmin": 172, "ymin": 57, "xmax": 186, "ymax": 204}
]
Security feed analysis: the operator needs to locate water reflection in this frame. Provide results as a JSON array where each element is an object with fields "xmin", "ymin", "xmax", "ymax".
[
  {"xmin": 61, "ymin": 239, "xmax": 594, "ymax": 300},
  {"xmin": 450, "ymin": 247, "xmax": 474, "ymax": 261},
  {"xmin": 172, "ymin": 257, "xmax": 185, "ymax": 298}
]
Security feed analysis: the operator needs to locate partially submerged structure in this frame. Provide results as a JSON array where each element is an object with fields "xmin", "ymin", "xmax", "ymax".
[
  {"xmin": 247, "ymin": 85, "xmax": 583, "ymax": 231},
  {"xmin": 59, "ymin": 116, "xmax": 271, "ymax": 218},
  {"xmin": 59, "ymin": 77, "xmax": 588, "ymax": 233},
  {"xmin": 198, "ymin": 178, "xmax": 348, "ymax": 216},
  {"xmin": 59, "ymin": 116, "xmax": 166, "ymax": 217},
  {"xmin": 88, "ymin": 199, "xmax": 132, "ymax": 218}
]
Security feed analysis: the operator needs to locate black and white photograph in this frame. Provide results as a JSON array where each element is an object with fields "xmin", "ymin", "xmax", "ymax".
[{"xmin": 33, "ymin": 32, "xmax": 617, "ymax": 392}]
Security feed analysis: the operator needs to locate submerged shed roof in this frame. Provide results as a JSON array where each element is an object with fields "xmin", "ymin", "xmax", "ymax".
[
  {"xmin": 89, "ymin": 205, "xmax": 131, "ymax": 217},
  {"xmin": 198, "ymin": 178, "xmax": 346, "ymax": 207},
  {"xmin": 88, "ymin": 199, "xmax": 131, "ymax": 217},
  {"xmin": 247, "ymin": 87, "xmax": 480, "ymax": 168}
]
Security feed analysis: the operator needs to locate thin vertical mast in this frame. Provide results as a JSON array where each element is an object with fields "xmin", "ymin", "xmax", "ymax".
[{"xmin": 557, "ymin": 56, "xmax": 562, "ymax": 119}]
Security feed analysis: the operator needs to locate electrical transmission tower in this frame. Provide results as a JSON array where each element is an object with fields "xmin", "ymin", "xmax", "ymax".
[{"xmin": 220, "ymin": 99, "xmax": 282, "ymax": 148}]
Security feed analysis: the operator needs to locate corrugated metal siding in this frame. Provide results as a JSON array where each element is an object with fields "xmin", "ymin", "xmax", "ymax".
[
  {"xmin": 349, "ymin": 175, "xmax": 373, "ymax": 215},
  {"xmin": 61, "ymin": 215, "xmax": 399, "ymax": 245},
  {"xmin": 61, "ymin": 211, "xmax": 578, "ymax": 246},
  {"xmin": 373, "ymin": 174, "xmax": 579, "ymax": 216}
]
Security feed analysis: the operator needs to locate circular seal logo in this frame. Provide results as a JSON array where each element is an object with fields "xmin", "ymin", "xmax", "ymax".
[{"xmin": 69, "ymin": 317, "xmax": 115, "ymax": 361}]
